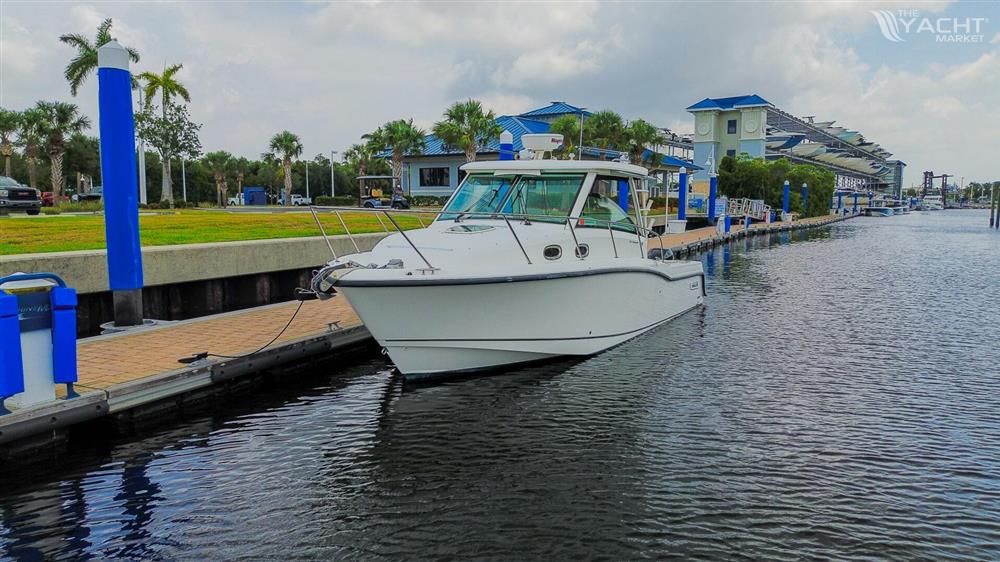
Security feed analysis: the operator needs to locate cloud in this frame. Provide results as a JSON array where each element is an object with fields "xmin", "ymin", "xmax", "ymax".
[{"xmin": 0, "ymin": 0, "xmax": 995, "ymax": 184}]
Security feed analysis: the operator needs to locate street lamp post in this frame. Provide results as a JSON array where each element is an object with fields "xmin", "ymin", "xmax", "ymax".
[
  {"xmin": 330, "ymin": 150, "xmax": 338, "ymax": 197},
  {"xmin": 305, "ymin": 160, "xmax": 310, "ymax": 199}
]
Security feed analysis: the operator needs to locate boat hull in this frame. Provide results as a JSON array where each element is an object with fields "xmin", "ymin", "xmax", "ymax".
[{"xmin": 338, "ymin": 267, "xmax": 704, "ymax": 377}]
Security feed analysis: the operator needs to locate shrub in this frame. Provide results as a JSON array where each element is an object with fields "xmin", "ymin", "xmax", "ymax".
[
  {"xmin": 41, "ymin": 207, "xmax": 62, "ymax": 215},
  {"xmin": 410, "ymin": 195, "xmax": 449, "ymax": 207},
  {"xmin": 58, "ymin": 201, "xmax": 104, "ymax": 213},
  {"xmin": 314, "ymin": 195, "xmax": 357, "ymax": 207}
]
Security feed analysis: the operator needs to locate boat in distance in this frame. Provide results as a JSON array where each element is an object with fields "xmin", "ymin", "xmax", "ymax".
[{"xmin": 310, "ymin": 136, "xmax": 705, "ymax": 379}]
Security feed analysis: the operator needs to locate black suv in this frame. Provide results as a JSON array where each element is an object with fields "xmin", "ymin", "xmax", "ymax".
[{"xmin": 0, "ymin": 176, "xmax": 41, "ymax": 215}]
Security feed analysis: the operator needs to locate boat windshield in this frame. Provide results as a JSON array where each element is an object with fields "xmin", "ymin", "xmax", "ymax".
[
  {"xmin": 438, "ymin": 174, "xmax": 513, "ymax": 220},
  {"xmin": 439, "ymin": 173, "xmax": 586, "ymax": 222}
]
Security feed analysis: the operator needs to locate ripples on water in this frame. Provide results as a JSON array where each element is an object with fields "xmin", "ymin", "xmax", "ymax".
[{"xmin": 2, "ymin": 210, "xmax": 999, "ymax": 560}]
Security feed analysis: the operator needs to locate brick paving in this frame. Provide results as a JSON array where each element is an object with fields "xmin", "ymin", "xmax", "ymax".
[{"xmin": 76, "ymin": 298, "xmax": 360, "ymax": 390}]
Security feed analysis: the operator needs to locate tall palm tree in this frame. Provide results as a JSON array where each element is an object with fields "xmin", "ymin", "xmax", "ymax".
[
  {"xmin": 16, "ymin": 108, "xmax": 46, "ymax": 188},
  {"xmin": 203, "ymin": 151, "xmax": 232, "ymax": 207},
  {"xmin": 139, "ymin": 64, "xmax": 191, "ymax": 203},
  {"xmin": 431, "ymin": 99, "xmax": 501, "ymax": 163},
  {"xmin": 266, "ymin": 131, "xmax": 303, "ymax": 206},
  {"xmin": 60, "ymin": 18, "xmax": 140, "ymax": 96},
  {"xmin": 0, "ymin": 108, "xmax": 19, "ymax": 177},
  {"xmin": 234, "ymin": 156, "xmax": 249, "ymax": 196},
  {"xmin": 367, "ymin": 119, "xmax": 425, "ymax": 196},
  {"xmin": 344, "ymin": 141, "xmax": 380, "ymax": 205},
  {"xmin": 584, "ymin": 110, "xmax": 625, "ymax": 155},
  {"xmin": 37, "ymin": 101, "xmax": 91, "ymax": 205},
  {"xmin": 623, "ymin": 119, "xmax": 668, "ymax": 167},
  {"xmin": 548, "ymin": 115, "xmax": 581, "ymax": 159}
]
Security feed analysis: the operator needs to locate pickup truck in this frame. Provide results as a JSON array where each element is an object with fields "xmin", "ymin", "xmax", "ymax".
[
  {"xmin": 0, "ymin": 176, "xmax": 41, "ymax": 215},
  {"xmin": 277, "ymin": 194, "xmax": 312, "ymax": 206}
]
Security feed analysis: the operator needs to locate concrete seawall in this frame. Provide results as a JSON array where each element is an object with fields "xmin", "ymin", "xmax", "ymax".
[{"xmin": 0, "ymin": 233, "xmax": 388, "ymax": 335}]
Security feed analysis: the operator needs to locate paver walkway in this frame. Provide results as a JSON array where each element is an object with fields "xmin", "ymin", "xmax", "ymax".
[{"xmin": 76, "ymin": 298, "xmax": 360, "ymax": 390}]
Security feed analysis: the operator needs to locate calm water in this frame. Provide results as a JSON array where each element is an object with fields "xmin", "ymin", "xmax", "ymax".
[{"xmin": 2, "ymin": 210, "xmax": 999, "ymax": 560}]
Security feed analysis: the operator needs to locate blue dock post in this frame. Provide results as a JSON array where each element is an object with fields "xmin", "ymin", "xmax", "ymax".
[
  {"xmin": 782, "ymin": 180, "xmax": 790, "ymax": 215},
  {"xmin": 853, "ymin": 192, "xmax": 859, "ymax": 214},
  {"xmin": 98, "ymin": 41, "xmax": 145, "ymax": 327},
  {"xmin": 724, "ymin": 214, "xmax": 731, "ymax": 233},
  {"xmin": 801, "ymin": 182, "xmax": 809, "ymax": 217},
  {"xmin": 708, "ymin": 173, "xmax": 718, "ymax": 223},
  {"xmin": 499, "ymin": 130, "xmax": 514, "ymax": 161},
  {"xmin": 837, "ymin": 191, "xmax": 843, "ymax": 211},
  {"xmin": 677, "ymin": 167, "xmax": 688, "ymax": 221}
]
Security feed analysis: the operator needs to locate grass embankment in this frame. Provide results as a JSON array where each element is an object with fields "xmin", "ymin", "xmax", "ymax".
[{"xmin": 0, "ymin": 209, "xmax": 428, "ymax": 256}]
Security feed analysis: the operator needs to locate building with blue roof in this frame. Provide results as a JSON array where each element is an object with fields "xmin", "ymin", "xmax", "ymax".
[
  {"xmin": 399, "ymin": 101, "xmax": 696, "ymax": 197},
  {"xmin": 686, "ymin": 94, "xmax": 773, "ymax": 183}
]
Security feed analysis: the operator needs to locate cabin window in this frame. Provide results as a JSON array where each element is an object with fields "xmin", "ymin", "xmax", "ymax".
[
  {"xmin": 727, "ymin": 119, "xmax": 737, "ymax": 134},
  {"xmin": 502, "ymin": 174, "xmax": 586, "ymax": 221},
  {"xmin": 726, "ymin": 149, "xmax": 736, "ymax": 157},
  {"xmin": 419, "ymin": 167, "xmax": 450, "ymax": 187},
  {"xmin": 438, "ymin": 174, "xmax": 512, "ymax": 220},
  {"xmin": 578, "ymin": 176, "xmax": 637, "ymax": 233}
]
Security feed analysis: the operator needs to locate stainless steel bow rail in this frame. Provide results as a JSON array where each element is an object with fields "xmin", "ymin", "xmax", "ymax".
[{"xmin": 306, "ymin": 206, "xmax": 662, "ymax": 271}]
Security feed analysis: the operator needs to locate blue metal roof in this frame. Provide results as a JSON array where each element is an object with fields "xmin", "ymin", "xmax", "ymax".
[
  {"xmin": 413, "ymin": 115, "xmax": 551, "ymax": 157},
  {"xmin": 687, "ymin": 94, "xmax": 772, "ymax": 111},
  {"xmin": 518, "ymin": 101, "xmax": 591, "ymax": 118}
]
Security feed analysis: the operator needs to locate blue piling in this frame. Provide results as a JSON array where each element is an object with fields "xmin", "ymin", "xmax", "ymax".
[
  {"xmin": 678, "ymin": 167, "xmax": 688, "ymax": 221},
  {"xmin": 708, "ymin": 173, "xmax": 718, "ymax": 223},
  {"xmin": 782, "ymin": 180, "xmax": 790, "ymax": 214},
  {"xmin": 499, "ymin": 130, "xmax": 514, "ymax": 161},
  {"xmin": 98, "ymin": 41, "xmax": 144, "ymax": 326},
  {"xmin": 801, "ymin": 182, "xmax": 809, "ymax": 216},
  {"xmin": 724, "ymin": 214, "xmax": 732, "ymax": 233},
  {"xmin": 853, "ymin": 193, "xmax": 859, "ymax": 213}
]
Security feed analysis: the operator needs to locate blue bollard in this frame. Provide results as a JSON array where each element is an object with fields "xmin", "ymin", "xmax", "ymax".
[
  {"xmin": 853, "ymin": 192, "xmax": 859, "ymax": 213},
  {"xmin": 98, "ymin": 41, "xmax": 144, "ymax": 327},
  {"xmin": 724, "ymin": 214, "xmax": 731, "ymax": 233},
  {"xmin": 801, "ymin": 182, "xmax": 809, "ymax": 216},
  {"xmin": 783, "ymin": 180, "xmax": 790, "ymax": 214},
  {"xmin": 678, "ymin": 167, "xmax": 688, "ymax": 221}
]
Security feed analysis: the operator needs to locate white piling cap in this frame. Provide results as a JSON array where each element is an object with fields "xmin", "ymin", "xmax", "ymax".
[
  {"xmin": 679, "ymin": 166, "xmax": 687, "ymax": 174},
  {"xmin": 98, "ymin": 40, "xmax": 130, "ymax": 71},
  {"xmin": 784, "ymin": 180, "xmax": 790, "ymax": 185},
  {"xmin": 500, "ymin": 130, "xmax": 513, "ymax": 144}
]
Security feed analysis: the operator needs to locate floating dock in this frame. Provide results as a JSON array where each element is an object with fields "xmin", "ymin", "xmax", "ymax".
[{"xmin": 0, "ymin": 212, "xmax": 854, "ymax": 460}]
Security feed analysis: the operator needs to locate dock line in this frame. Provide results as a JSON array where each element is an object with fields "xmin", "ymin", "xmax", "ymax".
[{"xmin": 177, "ymin": 300, "xmax": 305, "ymax": 364}]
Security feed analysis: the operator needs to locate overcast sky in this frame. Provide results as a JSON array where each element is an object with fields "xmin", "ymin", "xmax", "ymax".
[{"xmin": 2, "ymin": 1, "xmax": 997, "ymax": 186}]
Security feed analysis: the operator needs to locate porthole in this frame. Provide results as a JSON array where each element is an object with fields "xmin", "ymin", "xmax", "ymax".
[
  {"xmin": 543, "ymin": 245, "xmax": 562, "ymax": 260},
  {"xmin": 574, "ymin": 244, "xmax": 589, "ymax": 258}
]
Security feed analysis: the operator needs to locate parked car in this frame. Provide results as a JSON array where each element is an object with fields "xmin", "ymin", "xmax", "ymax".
[
  {"xmin": 0, "ymin": 176, "xmax": 41, "ymax": 215},
  {"xmin": 277, "ymin": 194, "xmax": 312, "ymax": 206},
  {"xmin": 72, "ymin": 185, "xmax": 102, "ymax": 202},
  {"xmin": 41, "ymin": 191, "xmax": 71, "ymax": 206}
]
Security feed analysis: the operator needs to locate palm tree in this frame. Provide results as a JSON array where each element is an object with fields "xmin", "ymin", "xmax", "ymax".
[
  {"xmin": 431, "ymin": 99, "xmax": 501, "ymax": 163},
  {"xmin": 344, "ymin": 141, "xmax": 380, "ymax": 205},
  {"xmin": 266, "ymin": 131, "xmax": 303, "ymax": 206},
  {"xmin": 548, "ymin": 115, "xmax": 581, "ymax": 159},
  {"xmin": 203, "ymin": 151, "xmax": 232, "ymax": 207},
  {"xmin": 139, "ymin": 64, "xmax": 191, "ymax": 203},
  {"xmin": 16, "ymin": 108, "xmax": 46, "ymax": 187},
  {"xmin": 36, "ymin": 102, "xmax": 90, "ymax": 205},
  {"xmin": 60, "ymin": 18, "xmax": 140, "ymax": 96},
  {"xmin": 367, "ymin": 119, "xmax": 425, "ymax": 196},
  {"xmin": 0, "ymin": 108, "xmax": 19, "ymax": 177},
  {"xmin": 234, "ymin": 156, "xmax": 249, "ymax": 196},
  {"xmin": 584, "ymin": 110, "xmax": 625, "ymax": 155},
  {"xmin": 623, "ymin": 119, "xmax": 668, "ymax": 167}
]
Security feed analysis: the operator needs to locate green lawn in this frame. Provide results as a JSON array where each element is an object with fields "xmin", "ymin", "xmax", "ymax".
[{"xmin": 0, "ymin": 209, "xmax": 432, "ymax": 255}]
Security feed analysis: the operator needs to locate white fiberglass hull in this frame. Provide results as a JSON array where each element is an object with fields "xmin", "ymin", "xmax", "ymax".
[{"xmin": 337, "ymin": 265, "xmax": 704, "ymax": 378}]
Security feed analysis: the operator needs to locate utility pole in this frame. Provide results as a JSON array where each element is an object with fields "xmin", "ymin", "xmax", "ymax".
[
  {"xmin": 136, "ymin": 88, "xmax": 148, "ymax": 205},
  {"xmin": 181, "ymin": 158, "xmax": 187, "ymax": 202},
  {"xmin": 305, "ymin": 160, "xmax": 310, "ymax": 199},
  {"xmin": 330, "ymin": 150, "xmax": 338, "ymax": 196}
]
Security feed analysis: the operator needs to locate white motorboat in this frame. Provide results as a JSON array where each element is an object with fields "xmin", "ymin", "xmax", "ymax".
[
  {"xmin": 921, "ymin": 195, "xmax": 944, "ymax": 211},
  {"xmin": 309, "ymin": 135, "xmax": 705, "ymax": 379}
]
